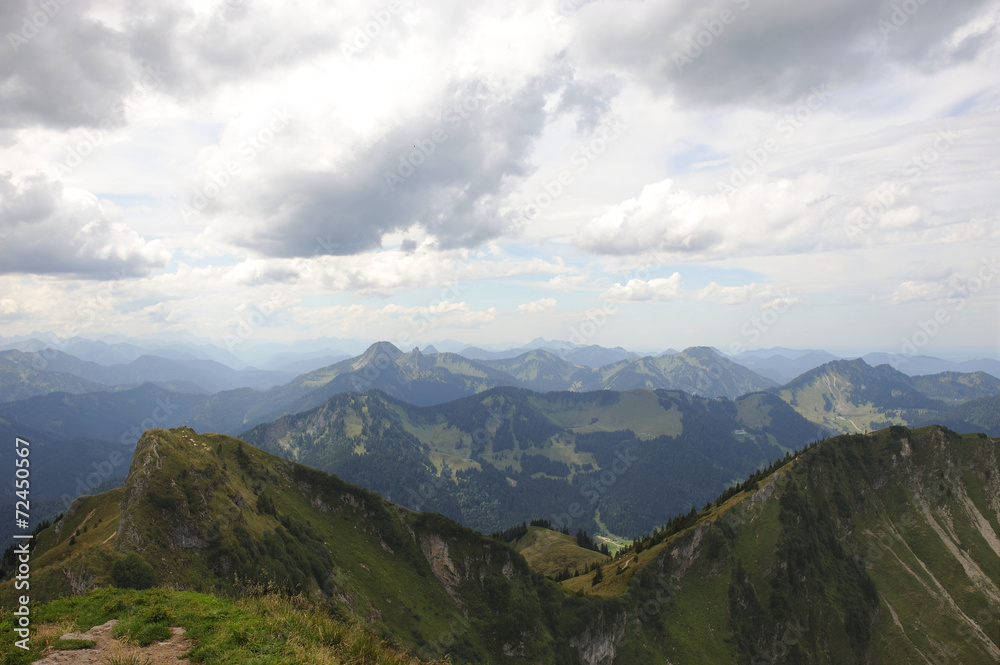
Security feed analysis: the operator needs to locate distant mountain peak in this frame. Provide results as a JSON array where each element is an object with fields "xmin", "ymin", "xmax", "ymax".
[
  {"xmin": 355, "ymin": 341, "xmax": 402, "ymax": 366},
  {"xmin": 834, "ymin": 357, "xmax": 876, "ymax": 370},
  {"xmin": 680, "ymin": 346, "xmax": 724, "ymax": 359}
]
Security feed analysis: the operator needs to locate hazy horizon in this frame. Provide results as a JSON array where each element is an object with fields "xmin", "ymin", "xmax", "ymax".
[{"xmin": 3, "ymin": 329, "xmax": 998, "ymax": 370}]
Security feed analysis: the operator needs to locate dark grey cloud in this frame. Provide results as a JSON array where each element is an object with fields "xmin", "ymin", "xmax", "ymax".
[
  {"xmin": 574, "ymin": 0, "xmax": 997, "ymax": 106},
  {"xmin": 207, "ymin": 76, "xmax": 554, "ymax": 258},
  {"xmin": 0, "ymin": 1, "xmax": 340, "ymax": 130},
  {"xmin": 0, "ymin": 1, "xmax": 139, "ymax": 129},
  {"xmin": 0, "ymin": 172, "xmax": 168, "ymax": 277},
  {"xmin": 121, "ymin": 2, "xmax": 340, "ymax": 101}
]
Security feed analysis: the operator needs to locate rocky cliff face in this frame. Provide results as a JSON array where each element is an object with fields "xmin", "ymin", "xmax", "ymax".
[{"xmin": 570, "ymin": 609, "xmax": 628, "ymax": 665}]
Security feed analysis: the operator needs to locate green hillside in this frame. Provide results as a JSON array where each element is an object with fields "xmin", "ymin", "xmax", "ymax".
[
  {"xmin": 240, "ymin": 386, "xmax": 820, "ymax": 538},
  {"xmin": 922, "ymin": 393, "xmax": 1000, "ymax": 435},
  {"xmin": 582, "ymin": 346, "xmax": 776, "ymax": 398},
  {"xmin": 775, "ymin": 358, "xmax": 952, "ymax": 434},
  {"xmin": 512, "ymin": 526, "xmax": 609, "ymax": 579},
  {"xmin": 910, "ymin": 370, "xmax": 1000, "ymax": 404}
]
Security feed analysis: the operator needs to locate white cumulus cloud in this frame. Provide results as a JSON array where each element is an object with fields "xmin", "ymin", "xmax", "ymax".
[
  {"xmin": 516, "ymin": 298, "xmax": 557, "ymax": 313},
  {"xmin": 602, "ymin": 273, "xmax": 683, "ymax": 302}
]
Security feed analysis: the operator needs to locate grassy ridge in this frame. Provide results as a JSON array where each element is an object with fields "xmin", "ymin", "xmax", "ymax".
[
  {"xmin": 3, "ymin": 426, "xmax": 609, "ymax": 664},
  {"xmin": 512, "ymin": 526, "xmax": 608, "ymax": 578}
]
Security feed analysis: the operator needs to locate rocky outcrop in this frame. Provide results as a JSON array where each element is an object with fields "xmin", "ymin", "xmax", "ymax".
[
  {"xmin": 670, "ymin": 521, "xmax": 710, "ymax": 578},
  {"xmin": 570, "ymin": 609, "xmax": 627, "ymax": 665},
  {"xmin": 418, "ymin": 533, "xmax": 463, "ymax": 607}
]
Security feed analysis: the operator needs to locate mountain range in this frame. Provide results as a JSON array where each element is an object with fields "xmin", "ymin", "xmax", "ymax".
[
  {"xmin": 460, "ymin": 339, "xmax": 641, "ymax": 368},
  {"xmin": 3, "ymin": 341, "xmax": 999, "ymax": 529},
  {"xmin": 3, "ymin": 423, "xmax": 997, "ymax": 663},
  {"xmin": 0, "ymin": 348, "xmax": 293, "ymax": 400}
]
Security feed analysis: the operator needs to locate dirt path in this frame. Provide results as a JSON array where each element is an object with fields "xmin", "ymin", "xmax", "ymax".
[{"xmin": 34, "ymin": 620, "xmax": 192, "ymax": 665}]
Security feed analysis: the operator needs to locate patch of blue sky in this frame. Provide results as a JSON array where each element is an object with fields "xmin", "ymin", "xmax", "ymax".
[
  {"xmin": 667, "ymin": 143, "xmax": 728, "ymax": 174},
  {"xmin": 944, "ymin": 92, "xmax": 984, "ymax": 118},
  {"xmin": 97, "ymin": 193, "xmax": 164, "ymax": 207}
]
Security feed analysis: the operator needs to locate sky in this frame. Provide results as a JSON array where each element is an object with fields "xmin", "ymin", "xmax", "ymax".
[{"xmin": 1, "ymin": 0, "xmax": 998, "ymax": 360}]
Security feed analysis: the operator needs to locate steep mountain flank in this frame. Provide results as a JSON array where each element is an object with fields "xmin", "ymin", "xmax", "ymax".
[{"xmin": 557, "ymin": 425, "xmax": 1000, "ymax": 664}]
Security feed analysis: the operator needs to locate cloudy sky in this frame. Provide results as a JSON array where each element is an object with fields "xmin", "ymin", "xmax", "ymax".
[{"xmin": 1, "ymin": 0, "xmax": 998, "ymax": 359}]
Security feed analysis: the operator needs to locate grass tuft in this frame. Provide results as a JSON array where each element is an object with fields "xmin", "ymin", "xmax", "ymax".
[{"xmin": 50, "ymin": 637, "xmax": 97, "ymax": 650}]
